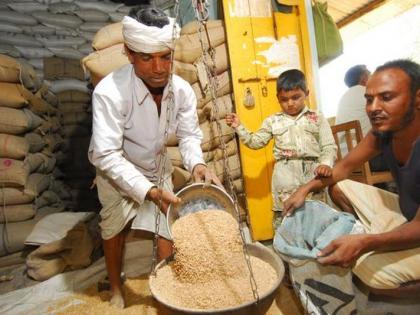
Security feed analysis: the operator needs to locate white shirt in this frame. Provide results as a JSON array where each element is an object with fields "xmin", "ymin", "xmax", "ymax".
[
  {"xmin": 335, "ymin": 85, "xmax": 371, "ymax": 154},
  {"xmin": 89, "ymin": 64, "xmax": 204, "ymax": 205}
]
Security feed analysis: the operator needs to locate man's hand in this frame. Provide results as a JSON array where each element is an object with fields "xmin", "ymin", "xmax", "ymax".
[
  {"xmin": 317, "ymin": 234, "xmax": 369, "ymax": 268},
  {"xmin": 146, "ymin": 187, "xmax": 181, "ymax": 214},
  {"xmin": 283, "ymin": 187, "xmax": 308, "ymax": 217},
  {"xmin": 192, "ymin": 164, "xmax": 223, "ymax": 187},
  {"xmin": 226, "ymin": 113, "xmax": 240, "ymax": 128},
  {"xmin": 314, "ymin": 164, "xmax": 332, "ymax": 178}
]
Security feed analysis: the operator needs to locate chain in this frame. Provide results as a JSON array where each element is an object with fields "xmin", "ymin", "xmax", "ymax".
[
  {"xmin": 192, "ymin": 1, "xmax": 259, "ymax": 302},
  {"xmin": 151, "ymin": 0, "xmax": 181, "ymax": 275}
]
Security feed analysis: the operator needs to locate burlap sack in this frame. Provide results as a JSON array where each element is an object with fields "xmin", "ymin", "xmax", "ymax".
[
  {"xmin": 172, "ymin": 166, "xmax": 191, "ymax": 192},
  {"xmin": 25, "ymin": 133, "xmax": 46, "ymax": 153},
  {"xmin": 56, "ymin": 90, "xmax": 91, "ymax": 103},
  {"xmin": 0, "ymin": 158, "xmax": 29, "ymax": 187},
  {"xmin": 165, "ymin": 133, "xmax": 178, "ymax": 146},
  {"xmin": 0, "ymin": 203, "xmax": 35, "ymax": 223},
  {"xmin": 26, "ymin": 223, "xmax": 93, "ymax": 281},
  {"xmin": 82, "ymin": 43, "xmax": 129, "ymax": 86},
  {"xmin": 174, "ymin": 60, "xmax": 198, "ymax": 84},
  {"xmin": 0, "ymin": 134, "xmax": 29, "ymax": 160},
  {"xmin": 213, "ymin": 138, "xmax": 238, "ymax": 161},
  {"xmin": 192, "ymin": 71, "xmax": 232, "ymax": 108},
  {"xmin": 212, "ymin": 154, "xmax": 242, "ymax": 181},
  {"xmin": 180, "ymin": 20, "xmax": 223, "ymax": 35},
  {"xmin": 203, "ymin": 149, "xmax": 215, "ymax": 163},
  {"xmin": 0, "ymin": 54, "xmax": 21, "ymax": 83},
  {"xmin": 200, "ymin": 119, "xmax": 235, "ymax": 151},
  {"xmin": 61, "ymin": 112, "xmax": 92, "ymax": 126},
  {"xmin": 24, "ymin": 173, "xmax": 52, "ymax": 197},
  {"xmin": 28, "ymin": 95, "xmax": 58, "ymax": 116},
  {"xmin": 43, "ymin": 57, "xmax": 86, "ymax": 81},
  {"xmin": 35, "ymin": 85, "xmax": 59, "ymax": 107},
  {"xmin": 0, "ymin": 187, "xmax": 34, "ymax": 205},
  {"xmin": 92, "ymin": 22, "xmax": 123, "ymax": 50},
  {"xmin": 25, "ymin": 153, "xmax": 56, "ymax": 174},
  {"xmin": 0, "ymin": 82, "xmax": 33, "ymax": 108},
  {"xmin": 167, "ymin": 146, "xmax": 183, "ymax": 168},
  {"xmin": 202, "ymin": 94, "xmax": 233, "ymax": 120},
  {"xmin": 58, "ymin": 102, "xmax": 89, "ymax": 113},
  {"xmin": 43, "ymin": 134, "xmax": 64, "ymax": 153},
  {"xmin": 0, "ymin": 219, "xmax": 37, "ymax": 256},
  {"xmin": 35, "ymin": 116, "xmax": 61, "ymax": 136},
  {"xmin": 0, "ymin": 108, "xmax": 44, "ymax": 135},
  {"xmin": 34, "ymin": 190, "xmax": 61, "ymax": 209},
  {"xmin": 194, "ymin": 43, "xmax": 229, "ymax": 82},
  {"xmin": 174, "ymin": 24, "xmax": 226, "ymax": 64},
  {"xmin": 233, "ymin": 178, "xmax": 244, "ymax": 194}
]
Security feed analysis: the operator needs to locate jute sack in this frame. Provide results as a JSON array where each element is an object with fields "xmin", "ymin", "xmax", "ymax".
[
  {"xmin": 203, "ymin": 149, "xmax": 215, "ymax": 163},
  {"xmin": 213, "ymin": 154, "xmax": 242, "ymax": 181},
  {"xmin": 213, "ymin": 138, "xmax": 238, "ymax": 161},
  {"xmin": 25, "ymin": 153, "xmax": 56, "ymax": 174},
  {"xmin": 56, "ymin": 90, "xmax": 91, "ymax": 103},
  {"xmin": 43, "ymin": 57, "xmax": 86, "ymax": 81},
  {"xmin": 200, "ymin": 119, "xmax": 235, "ymax": 152},
  {"xmin": 0, "ymin": 54, "xmax": 38, "ymax": 91},
  {"xmin": 0, "ymin": 203, "xmax": 35, "ymax": 223},
  {"xmin": 174, "ymin": 24, "xmax": 226, "ymax": 64},
  {"xmin": 192, "ymin": 71, "xmax": 232, "ymax": 108},
  {"xmin": 165, "ymin": 133, "xmax": 178, "ymax": 146},
  {"xmin": 61, "ymin": 112, "xmax": 92, "ymax": 126},
  {"xmin": 43, "ymin": 134, "xmax": 64, "ymax": 153},
  {"xmin": 174, "ymin": 60, "xmax": 198, "ymax": 84},
  {"xmin": 172, "ymin": 166, "xmax": 191, "ymax": 192},
  {"xmin": 167, "ymin": 146, "xmax": 183, "ymax": 168},
  {"xmin": 92, "ymin": 22, "xmax": 123, "ymax": 51},
  {"xmin": 194, "ymin": 43, "xmax": 229, "ymax": 84},
  {"xmin": 202, "ymin": 94, "xmax": 233, "ymax": 120},
  {"xmin": 0, "ymin": 108, "xmax": 44, "ymax": 135},
  {"xmin": 28, "ymin": 95, "xmax": 58, "ymax": 116},
  {"xmin": 0, "ymin": 82, "xmax": 33, "ymax": 108},
  {"xmin": 0, "ymin": 158, "xmax": 30, "ymax": 187},
  {"xmin": 58, "ymin": 102, "xmax": 89, "ymax": 113},
  {"xmin": 34, "ymin": 190, "xmax": 61, "ymax": 209},
  {"xmin": 233, "ymin": 178, "xmax": 244, "ymax": 194},
  {"xmin": 0, "ymin": 203, "xmax": 65, "ymax": 257},
  {"xmin": 0, "ymin": 134, "xmax": 29, "ymax": 160},
  {"xmin": 35, "ymin": 85, "xmax": 59, "ymax": 107},
  {"xmin": 35, "ymin": 116, "xmax": 62, "ymax": 136},
  {"xmin": 24, "ymin": 173, "xmax": 52, "ymax": 197},
  {"xmin": 0, "ymin": 187, "xmax": 34, "ymax": 205},
  {"xmin": 180, "ymin": 20, "xmax": 224, "ymax": 35},
  {"xmin": 82, "ymin": 43, "xmax": 129, "ymax": 86},
  {"xmin": 25, "ymin": 133, "xmax": 46, "ymax": 153}
]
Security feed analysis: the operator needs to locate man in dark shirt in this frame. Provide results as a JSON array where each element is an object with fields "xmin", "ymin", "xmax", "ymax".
[{"xmin": 283, "ymin": 59, "xmax": 420, "ymax": 292}]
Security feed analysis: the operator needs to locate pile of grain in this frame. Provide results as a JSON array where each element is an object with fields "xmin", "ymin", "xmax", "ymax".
[{"xmin": 150, "ymin": 210, "xmax": 277, "ymax": 310}]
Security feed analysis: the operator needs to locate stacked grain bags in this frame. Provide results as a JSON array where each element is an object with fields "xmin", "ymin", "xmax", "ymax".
[
  {"xmin": 83, "ymin": 20, "xmax": 246, "ymax": 211},
  {"xmin": 0, "ymin": 54, "xmax": 66, "ymax": 258}
]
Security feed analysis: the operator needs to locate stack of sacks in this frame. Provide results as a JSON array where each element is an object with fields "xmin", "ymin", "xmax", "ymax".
[
  {"xmin": 0, "ymin": 0, "xmax": 140, "ymax": 79},
  {"xmin": 82, "ymin": 20, "xmax": 246, "ymax": 213},
  {"xmin": 0, "ymin": 53, "xmax": 67, "ymax": 258}
]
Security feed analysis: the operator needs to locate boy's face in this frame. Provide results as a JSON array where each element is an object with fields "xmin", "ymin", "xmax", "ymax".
[{"xmin": 277, "ymin": 88, "xmax": 308, "ymax": 117}]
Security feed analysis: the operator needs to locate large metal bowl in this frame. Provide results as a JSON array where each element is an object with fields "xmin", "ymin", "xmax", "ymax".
[
  {"xmin": 166, "ymin": 183, "xmax": 236, "ymax": 238},
  {"xmin": 149, "ymin": 243, "xmax": 284, "ymax": 315}
]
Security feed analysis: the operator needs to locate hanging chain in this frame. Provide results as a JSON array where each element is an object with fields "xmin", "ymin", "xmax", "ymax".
[
  {"xmin": 151, "ymin": 0, "xmax": 181, "ymax": 275},
  {"xmin": 192, "ymin": 1, "xmax": 259, "ymax": 302}
]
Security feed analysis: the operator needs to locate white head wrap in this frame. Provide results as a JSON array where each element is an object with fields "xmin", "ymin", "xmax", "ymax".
[{"xmin": 122, "ymin": 15, "xmax": 180, "ymax": 53}]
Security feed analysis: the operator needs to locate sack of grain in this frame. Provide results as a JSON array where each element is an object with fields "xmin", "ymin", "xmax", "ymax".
[
  {"xmin": 34, "ymin": 116, "xmax": 61, "ymax": 136},
  {"xmin": 74, "ymin": 9, "xmax": 109, "ymax": 22},
  {"xmin": 0, "ymin": 9, "xmax": 38, "ymax": 26},
  {"xmin": 56, "ymin": 90, "xmax": 91, "ymax": 103},
  {"xmin": 32, "ymin": 11, "xmax": 83, "ymax": 29},
  {"xmin": 75, "ymin": 0, "xmax": 123, "ymax": 14},
  {"xmin": 0, "ymin": 32, "xmax": 43, "ymax": 47},
  {"xmin": 180, "ymin": 20, "xmax": 223, "ymax": 35},
  {"xmin": 36, "ymin": 35, "xmax": 86, "ymax": 48},
  {"xmin": 7, "ymin": 2, "xmax": 48, "ymax": 14},
  {"xmin": 25, "ymin": 133, "xmax": 46, "ymax": 153},
  {"xmin": 0, "ymin": 203, "xmax": 36, "ymax": 223},
  {"xmin": 172, "ymin": 166, "xmax": 191, "ymax": 192},
  {"xmin": 0, "ymin": 108, "xmax": 44, "ymax": 135},
  {"xmin": 0, "ymin": 54, "xmax": 40, "ymax": 91},
  {"xmin": 200, "ymin": 119, "xmax": 235, "ymax": 152},
  {"xmin": 192, "ymin": 71, "xmax": 232, "ymax": 108},
  {"xmin": 92, "ymin": 22, "xmax": 124, "ymax": 50},
  {"xmin": 167, "ymin": 146, "xmax": 183, "ymax": 168},
  {"xmin": 24, "ymin": 173, "xmax": 52, "ymax": 197},
  {"xmin": 0, "ymin": 158, "xmax": 30, "ymax": 187},
  {"xmin": 0, "ymin": 187, "xmax": 34, "ymax": 205},
  {"xmin": 174, "ymin": 60, "xmax": 198, "ymax": 84},
  {"xmin": 28, "ymin": 95, "xmax": 58, "ymax": 116},
  {"xmin": 213, "ymin": 138, "xmax": 238, "ymax": 161},
  {"xmin": 0, "ymin": 134, "xmax": 29, "ymax": 159},
  {"xmin": 82, "ymin": 43, "xmax": 129, "ymax": 86},
  {"xmin": 0, "ymin": 82, "xmax": 32, "ymax": 108},
  {"xmin": 0, "ymin": 44, "xmax": 20, "ymax": 58},
  {"xmin": 48, "ymin": 47, "xmax": 84, "ymax": 60},
  {"xmin": 202, "ymin": 94, "xmax": 233, "ymax": 120}
]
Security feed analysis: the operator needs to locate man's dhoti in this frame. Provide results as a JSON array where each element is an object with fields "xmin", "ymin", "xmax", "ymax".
[
  {"xmin": 96, "ymin": 170, "xmax": 172, "ymax": 241},
  {"xmin": 338, "ymin": 179, "xmax": 420, "ymax": 289}
]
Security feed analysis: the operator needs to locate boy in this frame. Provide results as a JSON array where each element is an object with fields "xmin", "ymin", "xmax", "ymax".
[{"xmin": 226, "ymin": 69, "xmax": 337, "ymax": 227}]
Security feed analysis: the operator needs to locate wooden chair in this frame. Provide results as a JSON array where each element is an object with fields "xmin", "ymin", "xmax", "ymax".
[{"xmin": 330, "ymin": 120, "xmax": 393, "ymax": 185}]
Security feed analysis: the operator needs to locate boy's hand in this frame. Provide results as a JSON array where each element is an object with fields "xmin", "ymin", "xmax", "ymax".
[
  {"xmin": 314, "ymin": 164, "xmax": 332, "ymax": 178},
  {"xmin": 226, "ymin": 113, "xmax": 240, "ymax": 128},
  {"xmin": 283, "ymin": 187, "xmax": 307, "ymax": 216}
]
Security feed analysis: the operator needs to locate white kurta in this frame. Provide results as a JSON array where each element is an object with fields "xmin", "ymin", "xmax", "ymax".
[{"xmin": 88, "ymin": 64, "xmax": 204, "ymax": 239}]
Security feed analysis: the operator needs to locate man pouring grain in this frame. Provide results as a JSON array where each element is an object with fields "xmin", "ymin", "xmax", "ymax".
[{"xmin": 88, "ymin": 7, "xmax": 220, "ymax": 309}]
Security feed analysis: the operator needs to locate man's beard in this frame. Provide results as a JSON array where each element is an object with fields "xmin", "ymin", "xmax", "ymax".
[{"xmin": 372, "ymin": 97, "xmax": 416, "ymax": 138}]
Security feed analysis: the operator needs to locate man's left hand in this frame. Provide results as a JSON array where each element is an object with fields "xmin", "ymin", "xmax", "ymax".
[
  {"xmin": 192, "ymin": 164, "xmax": 223, "ymax": 187},
  {"xmin": 317, "ymin": 234, "xmax": 368, "ymax": 268}
]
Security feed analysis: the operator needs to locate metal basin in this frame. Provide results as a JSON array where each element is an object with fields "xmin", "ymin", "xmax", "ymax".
[
  {"xmin": 166, "ymin": 183, "xmax": 236, "ymax": 238},
  {"xmin": 149, "ymin": 243, "xmax": 284, "ymax": 315}
]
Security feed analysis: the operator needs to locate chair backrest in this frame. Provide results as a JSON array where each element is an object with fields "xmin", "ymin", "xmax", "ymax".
[{"xmin": 330, "ymin": 120, "xmax": 393, "ymax": 185}]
